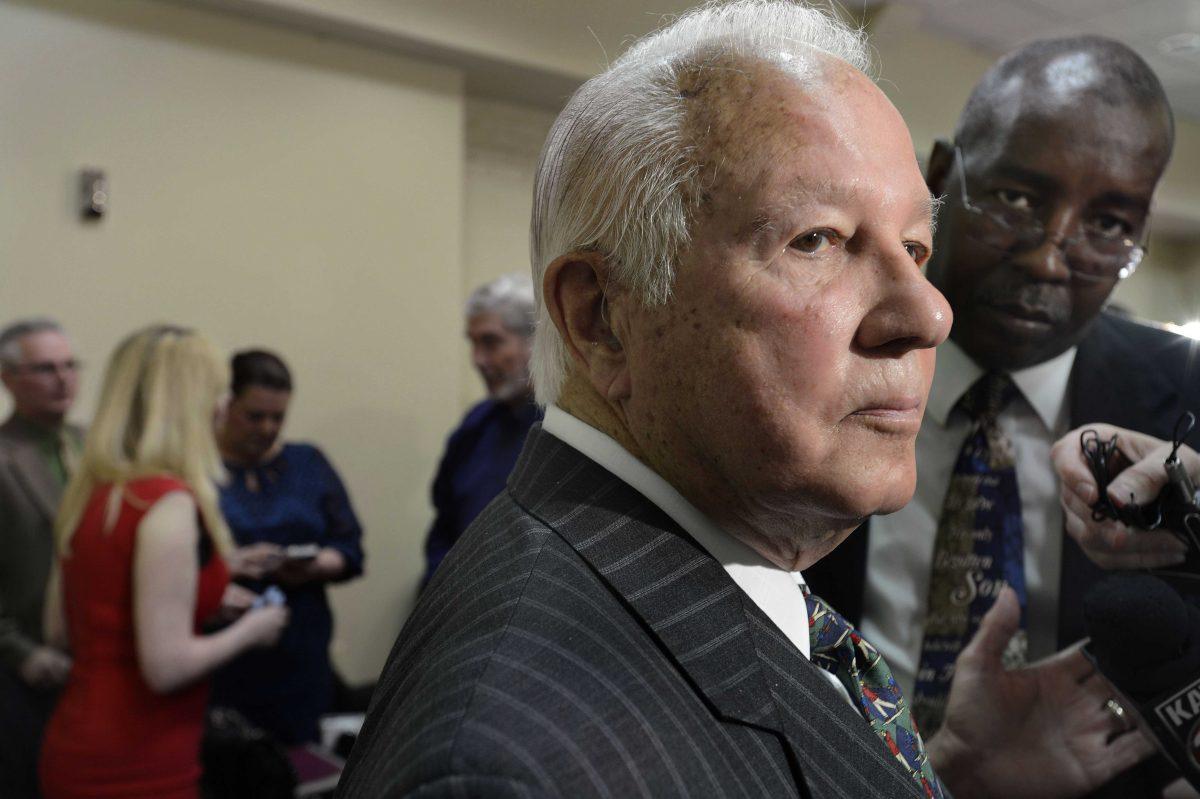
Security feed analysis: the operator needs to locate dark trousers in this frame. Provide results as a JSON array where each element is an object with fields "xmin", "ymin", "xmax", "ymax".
[{"xmin": 0, "ymin": 667, "xmax": 58, "ymax": 799}]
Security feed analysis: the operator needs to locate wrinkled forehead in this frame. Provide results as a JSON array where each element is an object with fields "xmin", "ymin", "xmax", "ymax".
[
  {"xmin": 965, "ymin": 99, "xmax": 1170, "ymax": 189},
  {"xmin": 17, "ymin": 330, "xmax": 71, "ymax": 361},
  {"xmin": 677, "ymin": 51, "xmax": 847, "ymax": 164},
  {"xmin": 963, "ymin": 54, "xmax": 1171, "ymax": 170}
]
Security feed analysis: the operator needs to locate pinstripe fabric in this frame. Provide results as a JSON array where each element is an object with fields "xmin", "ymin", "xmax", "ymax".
[{"xmin": 338, "ymin": 427, "xmax": 924, "ymax": 798}]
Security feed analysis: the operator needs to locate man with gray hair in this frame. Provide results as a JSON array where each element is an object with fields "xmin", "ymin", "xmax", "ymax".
[
  {"xmin": 419, "ymin": 274, "xmax": 541, "ymax": 586},
  {"xmin": 341, "ymin": 3, "xmax": 1152, "ymax": 797},
  {"xmin": 0, "ymin": 317, "xmax": 82, "ymax": 798}
]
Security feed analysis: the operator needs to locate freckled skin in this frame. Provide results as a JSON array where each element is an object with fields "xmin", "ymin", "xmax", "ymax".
[{"xmin": 608, "ymin": 57, "xmax": 952, "ymax": 570}]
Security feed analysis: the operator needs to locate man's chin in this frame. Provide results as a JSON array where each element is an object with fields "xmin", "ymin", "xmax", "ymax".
[{"xmin": 491, "ymin": 380, "xmax": 531, "ymax": 404}]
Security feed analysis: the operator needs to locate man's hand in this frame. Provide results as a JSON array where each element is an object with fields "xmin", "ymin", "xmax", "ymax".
[
  {"xmin": 226, "ymin": 542, "xmax": 285, "ymax": 579},
  {"xmin": 1051, "ymin": 423, "xmax": 1193, "ymax": 570},
  {"xmin": 927, "ymin": 587, "xmax": 1155, "ymax": 799},
  {"xmin": 18, "ymin": 645, "xmax": 71, "ymax": 688}
]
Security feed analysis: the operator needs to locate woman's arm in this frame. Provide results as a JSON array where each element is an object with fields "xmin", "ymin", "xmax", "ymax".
[
  {"xmin": 133, "ymin": 491, "xmax": 288, "ymax": 694},
  {"xmin": 42, "ymin": 559, "xmax": 68, "ymax": 652}
]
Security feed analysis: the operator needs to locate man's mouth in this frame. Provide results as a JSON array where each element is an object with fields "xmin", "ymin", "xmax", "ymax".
[{"xmin": 990, "ymin": 302, "xmax": 1056, "ymax": 325}]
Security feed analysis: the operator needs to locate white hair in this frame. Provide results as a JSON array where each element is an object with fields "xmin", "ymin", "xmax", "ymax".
[
  {"xmin": 529, "ymin": 0, "xmax": 870, "ymax": 406},
  {"xmin": 465, "ymin": 273, "xmax": 536, "ymax": 338},
  {"xmin": 0, "ymin": 317, "xmax": 65, "ymax": 369}
]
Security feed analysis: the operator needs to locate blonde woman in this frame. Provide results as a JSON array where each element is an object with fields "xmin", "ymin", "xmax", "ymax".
[{"xmin": 38, "ymin": 326, "xmax": 288, "ymax": 799}]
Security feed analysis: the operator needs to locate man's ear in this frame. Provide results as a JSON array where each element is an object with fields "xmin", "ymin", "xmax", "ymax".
[
  {"xmin": 541, "ymin": 251, "xmax": 630, "ymax": 402},
  {"xmin": 925, "ymin": 138, "xmax": 955, "ymax": 196}
]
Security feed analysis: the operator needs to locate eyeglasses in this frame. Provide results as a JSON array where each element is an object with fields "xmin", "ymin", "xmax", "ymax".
[
  {"xmin": 952, "ymin": 146, "xmax": 1146, "ymax": 282},
  {"xmin": 9, "ymin": 359, "xmax": 82, "ymax": 378}
]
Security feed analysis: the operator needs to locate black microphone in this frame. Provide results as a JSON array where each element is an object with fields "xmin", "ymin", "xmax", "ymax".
[{"xmin": 1084, "ymin": 573, "xmax": 1200, "ymax": 789}]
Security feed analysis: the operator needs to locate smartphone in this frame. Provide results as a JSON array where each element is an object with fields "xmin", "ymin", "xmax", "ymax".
[{"xmin": 285, "ymin": 543, "xmax": 320, "ymax": 561}]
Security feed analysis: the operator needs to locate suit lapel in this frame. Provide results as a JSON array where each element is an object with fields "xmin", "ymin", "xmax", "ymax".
[
  {"xmin": 509, "ymin": 426, "xmax": 785, "ymax": 733},
  {"xmin": 0, "ymin": 420, "xmax": 60, "ymax": 522},
  {"xmin": 508, "ymin": 427, "xmax": 923, "ymax": 798}
]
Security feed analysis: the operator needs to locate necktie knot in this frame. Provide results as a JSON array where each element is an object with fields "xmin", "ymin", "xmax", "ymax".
[{"xmin": 957, "ymin": 371, "xmax": 1017, "ymax": 425}]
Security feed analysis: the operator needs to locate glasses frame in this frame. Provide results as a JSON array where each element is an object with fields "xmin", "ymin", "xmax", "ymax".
[
  {"xmin": 952, "ymin": 146, "xmax": 1147, "ymax": 282},
  {"xmin": 8, "ymin": 359, "xmax": 82, "ymax": 378}
]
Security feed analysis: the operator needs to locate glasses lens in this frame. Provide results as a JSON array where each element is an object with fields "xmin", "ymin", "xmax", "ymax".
[{"xmin": 964, "ymin": 208, "xmax": 1140, "ymax": 279}]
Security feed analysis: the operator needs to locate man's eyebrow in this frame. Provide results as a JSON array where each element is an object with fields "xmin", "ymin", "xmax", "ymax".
[
  {"xmin": 745, "ymin": 182, "xmax": 940, "ymax": 240},
  {"xmin": 923, "ymin": 193, "xmax": 944, "ymax": 237}
]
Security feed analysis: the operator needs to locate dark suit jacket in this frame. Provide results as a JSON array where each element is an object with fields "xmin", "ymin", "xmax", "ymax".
[
  {"xmin": 339, "ymin": 427, "xmax": 925, "ymax": 798},
  {"xmin": 805, "ymin": 311, "xmax": 1200, "ymax": 796},
  {"xmin": 0, "ymin": 415, "xmax": 83, "ymax": 673}
]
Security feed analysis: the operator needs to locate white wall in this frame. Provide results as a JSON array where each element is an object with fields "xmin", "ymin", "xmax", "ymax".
[{"xmin": 0, "ymin": 0, "xmax": 466, "ymax": 683}]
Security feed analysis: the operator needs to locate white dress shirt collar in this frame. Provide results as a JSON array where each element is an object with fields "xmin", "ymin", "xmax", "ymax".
[
  {"xmin": 927, "ymin": 338, "xmax": 1076, "ymax": 433},
  {"xmin": 541, "ymin": 405, "xmax": 814, "ymax": 659}
]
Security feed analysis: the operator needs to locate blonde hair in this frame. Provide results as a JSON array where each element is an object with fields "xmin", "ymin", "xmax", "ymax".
[{"xmin": 55, "ymin": 325, "xmax": 232, "ymax": 555}]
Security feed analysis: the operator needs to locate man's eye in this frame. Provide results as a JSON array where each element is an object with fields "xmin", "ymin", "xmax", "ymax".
[
  {"xmin": 790, "ymin": 229, "xmax": 839, "ymax": 254},
  {"xmin": 904, "ymin": 242, "xmax": 929, "ymax": 263},
  {"xmin": 1085, "ymin": 214, "xmax": 1133, "ymax": 241},
  {"xmin": 993, "ymin": 188, "xmax": 1035, "ymax": 213}
]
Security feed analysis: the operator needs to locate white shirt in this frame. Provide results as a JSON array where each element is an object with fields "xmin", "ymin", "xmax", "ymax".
[
  {"xmin": 542, "ymin": 405, "xmax": 852, "ymax": 701},
  {"xmin": 862, "ymin": 339, "xmax": 1076, "ymax": 698}
]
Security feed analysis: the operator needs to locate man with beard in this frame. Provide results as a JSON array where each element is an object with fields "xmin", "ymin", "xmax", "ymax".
[
  {"xmin": 806, "ymin": 35, "xmax": 1199, "ymax": 797},
  {"xmin": 420, "ymin": 274, "xmax": 541, "ymax": 587}
]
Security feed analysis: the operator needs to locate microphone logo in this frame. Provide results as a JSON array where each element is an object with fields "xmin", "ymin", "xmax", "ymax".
[
  {"xmin": 1155, "ymin": 675, "xmax": 1200, "ymax": 769},
  {"xmin": 1192, "ymin": 721, "xmax": 1200, "ymax": 769}
]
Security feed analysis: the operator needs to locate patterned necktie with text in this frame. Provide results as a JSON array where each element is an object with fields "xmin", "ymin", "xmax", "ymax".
[
  {"xmin": 804, "ymin": 587, "xmax": 947, "ymax": 799},
  {"xmin": 912, "ymin": 371, "xmax": 1028, "ymax": 735}
]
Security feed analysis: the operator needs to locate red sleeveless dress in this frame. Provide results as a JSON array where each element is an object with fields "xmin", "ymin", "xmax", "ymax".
[{"xmin": 39, "ymin": 476, "xmax": 229, "ymax": 799}]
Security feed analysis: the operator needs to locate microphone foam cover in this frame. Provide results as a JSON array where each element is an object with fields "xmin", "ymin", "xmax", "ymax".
[
  {"xmin": 1084, "ymin": 573, "xmax": 1200, "ymax": 698},
  {"xmin": 1085, "ymin": 573, "xmax": 1188, "ymax": 667}
]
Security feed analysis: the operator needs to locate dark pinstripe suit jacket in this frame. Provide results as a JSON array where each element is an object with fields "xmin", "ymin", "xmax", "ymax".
[{"xmin": 338, "ymin": 427, "xmax": 924, "ymax": 798}]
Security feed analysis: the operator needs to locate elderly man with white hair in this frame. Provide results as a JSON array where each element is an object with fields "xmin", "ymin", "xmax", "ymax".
[
  {"xmin": 340, "ymin": 3, "xmax": 1154, "ymax": 797},
  {"xmin": 420, "ymin": 274, "xmax": 541, "ymax": 587}
]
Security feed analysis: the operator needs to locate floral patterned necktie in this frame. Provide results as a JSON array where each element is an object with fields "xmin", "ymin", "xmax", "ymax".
[
  {"xmin": 804, "ymin": 586, "xmax": 947, "ymax": 799},
  {"xmin": 913, "ymin": 371, "xmax": 1028, "ymax": 735}
]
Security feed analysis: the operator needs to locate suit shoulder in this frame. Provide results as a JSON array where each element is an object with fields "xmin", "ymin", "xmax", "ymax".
[
  {"xmin": 341, "ymin": 497, "xmax": 565, "ymax": 790},
  {"xmin": 341, "ymin": 495, "xmax": 661, "ymax": 796}
]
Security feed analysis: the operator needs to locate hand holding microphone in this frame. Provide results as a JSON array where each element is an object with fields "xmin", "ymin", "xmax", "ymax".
[{"xmin": 1084, "ymin": 573, "xmax": 1200, "ymax": 791}]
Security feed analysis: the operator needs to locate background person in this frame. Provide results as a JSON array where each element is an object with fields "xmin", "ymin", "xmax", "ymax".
[
  {"xmin": 0, "ymin": 318, "xmax": 82, "ymax": 799},
  {"xmin": 38, "ymin": 325, "xmax": 288, "ymax": 799},
  {"xmin": 212, "ymin": 349, "xmax": 365, "ymax": 745},
  {"xmin": 420, "ymin": 274, "xmax": 540, "ymax": 587}
]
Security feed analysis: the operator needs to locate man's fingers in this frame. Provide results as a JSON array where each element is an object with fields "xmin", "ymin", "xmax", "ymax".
[
  {"xmin": 1063, "ymin": 498, "xmax": 1187, "ymax": 569},
  {"xmin": 1046, "ymin": 642, "xmax": 1096, "ymax": 684},
  {"xmin": 1102, "ymin": 727, "xmax": 1156, "ymax": 778},
  {"xmin": 1106, "ymin": 442, "xmax": 1175, "ymax": 507},
  {"xmin": 961, "ymin": 585, "xmax": 1020, "ymax": 666}
]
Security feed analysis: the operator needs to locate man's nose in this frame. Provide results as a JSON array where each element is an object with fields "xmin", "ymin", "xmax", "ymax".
[
  {"xmin": 857, "ymin": 250, "xmax": 953, "ymax": 354},
  {"xmin": 1009, "ymin": 207, "xmax": 1077, "ymax": 283}
]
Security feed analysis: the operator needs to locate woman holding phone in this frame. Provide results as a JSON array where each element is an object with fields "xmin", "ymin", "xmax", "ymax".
[
  {"xmin": 212, "ymin": 349, "xmax": 365, "ymax": 744},
  {"xmin": 39, "ymin": 326, "xmax": 289, "ymax": 799}
]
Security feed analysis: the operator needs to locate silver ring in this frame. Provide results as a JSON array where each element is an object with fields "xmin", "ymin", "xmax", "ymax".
[{"xmin": 1105, "ymin": 698, "xmax": 1134, "ymax": 733}]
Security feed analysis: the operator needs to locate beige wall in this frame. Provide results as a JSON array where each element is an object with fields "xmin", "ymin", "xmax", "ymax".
[{"xmin": 0, "ymin": 0, "xmax": 465, "ymax": 683}]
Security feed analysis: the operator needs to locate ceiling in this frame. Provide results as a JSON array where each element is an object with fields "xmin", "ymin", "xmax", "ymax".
[{"xmin": 890, "ymin": 0, "xmax": 1200, "ymax": 120}]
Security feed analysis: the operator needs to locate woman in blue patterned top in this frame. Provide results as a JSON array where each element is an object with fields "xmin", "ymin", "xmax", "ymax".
[{"xmin": 211, "ymin": 350, "xmax": 365, "ymax": 744}]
